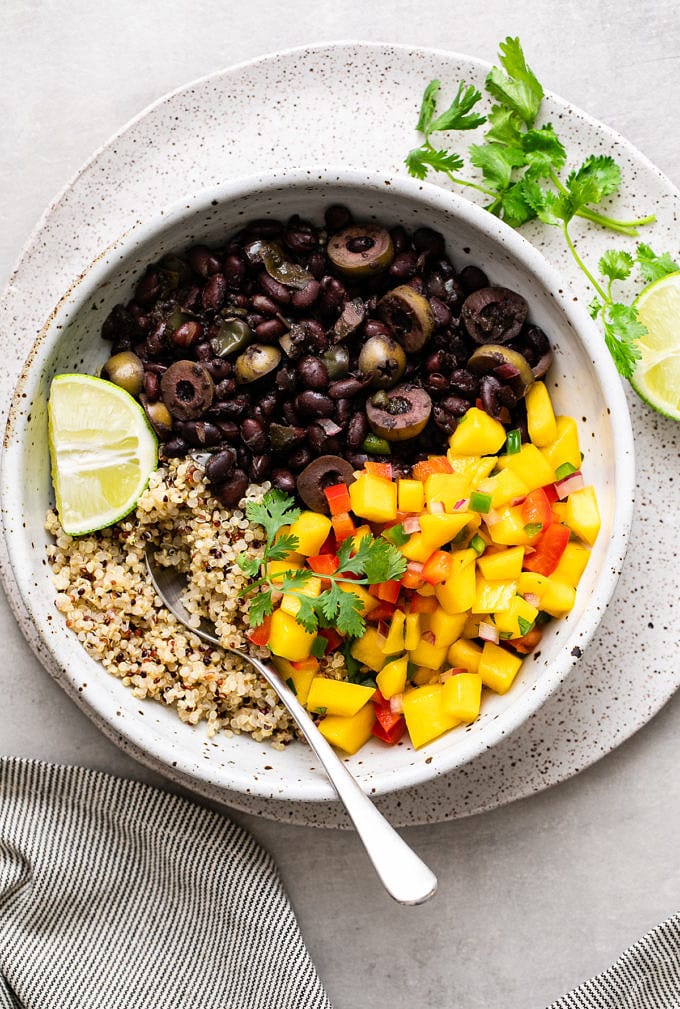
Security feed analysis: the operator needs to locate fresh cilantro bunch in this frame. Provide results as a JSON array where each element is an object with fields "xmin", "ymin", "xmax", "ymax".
[
  {"xmin": 237, "ymin": 490, "xmax": 407, "ymax": 640},
  {"xmin": 405, "ymin": 36, "xmax": 678, "ymax": 381}
]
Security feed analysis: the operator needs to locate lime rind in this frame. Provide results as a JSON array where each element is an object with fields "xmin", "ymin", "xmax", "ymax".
[
  {"xmin": 630, "ymin": 271, "xmax": 680, "ymax": 422},
  {"xmin": 48, "ymin": 373, "xmax": 158, "ymax": 536}
]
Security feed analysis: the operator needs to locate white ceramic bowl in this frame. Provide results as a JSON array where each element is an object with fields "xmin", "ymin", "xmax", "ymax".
[{"xmin": 0, "ymin": 168, "xmax": 635, "ymax": 802}]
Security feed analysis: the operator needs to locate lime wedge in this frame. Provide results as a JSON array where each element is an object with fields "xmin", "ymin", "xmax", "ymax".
[
  {"xmin": 48, "ymin": 373, "xmax": 158, "ymax": 536},
  {"xmin": 631, "ymin": 271, "xmax": 680, "ymax": 421}
]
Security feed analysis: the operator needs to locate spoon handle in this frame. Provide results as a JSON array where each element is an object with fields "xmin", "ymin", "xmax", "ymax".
[{"xmin": 240, "ymin": 652, "xmax": 437, "ymax": 905}]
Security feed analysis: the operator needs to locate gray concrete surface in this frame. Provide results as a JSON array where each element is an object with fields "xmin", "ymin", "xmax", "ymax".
[{"xmin": 2, "ymin": 2, "xmax": 679, "ymax": 1006}]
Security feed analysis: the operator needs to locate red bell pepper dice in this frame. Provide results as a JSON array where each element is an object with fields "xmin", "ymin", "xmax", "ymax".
[
  {"xmin": 331, "ymin": 511, "xmax": 356, "ymax": 543},
  {"xmin": 307, "ymin": 553, "xmax": 340, "ymax": 576},
  {"xmin": 247, "ymin": 615, "xmax": 272, "ymax": 648},
  {"xmin": 371, "ymin": 691, "xmax": 406, "ymax": 744},
  {"xmin": 371, "ymin": 716, "xmax": 406, "ymax": 745},
  {"xmin": 323, "ymin": 482, "xmax": 352, "ymax": 516},
  {"xmin": 364, "ymin": 461, "xmax": 393, "ymax": 480},
  {"xmin": 421, "ymin": 549, "xmax": 454, "ymax": 585},
  {"xmin": 521, "ymin": 487, "xmax": 554, "ymax": 533},
  {"xmin": 523, "ymin": 522, "xmax": 570, "ymax": 576}
]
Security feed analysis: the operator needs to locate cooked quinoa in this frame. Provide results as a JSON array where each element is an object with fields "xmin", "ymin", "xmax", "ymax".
[{"xmin": 45, "ymin": 457, "xmax": 343, "ymax": 747}]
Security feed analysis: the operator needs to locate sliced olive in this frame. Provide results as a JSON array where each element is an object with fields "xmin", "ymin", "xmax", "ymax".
[
  {"xmin": 160, "ymin": 361, "xmax": 214, "ymax": 421},
  {"xmin": 333, "ymin": 298, "xmax": 366, "ymax": 343},
  {"xmin": 142, "ymin": 396, "xmax": 173, "ymax": 437},
  {"xmin": 365, "ymin": 383, "xmax": 432, "ymax": 442},
  {"xmin": 211, "ymin": 317, "xmax": 254, "ymax": 357},
  {"xmin": 461, "ymin": 286, "xmax": 528, "ymax": 344},
  {"xmin": 358, "ymin": 334, "xmax": 407, "ymax": 389},
  {"xmin": 296, "ymin": 455, "xmax": 356, "ymax": 514},
  {"xmin": 362, "ymin": 434, "xmax": 392, "ymax": 455},
  {"xmin": 327, "ymin": 225, "xmax": 394, "ymax": 277},
  {"xmin": 234, "ymin": 343, "xmax": 282, "ymax": 384},
  {"xmin": 321, "ymin": 344, "xmax": 350, "ymax": 380},
  {"xmin": 244, "ymin": 239, "xmax": 313, "ymax": 289},
  {"xmin": 377, "ymin": 285, "xmax": 435, "ymax": 353},
  {"xmin": 101, "ymin": 351, "xmax": 144, "ymax": 397},
  {"xmin": 468, "ymin": 344, "xmax": 535, "ymax": 398}
]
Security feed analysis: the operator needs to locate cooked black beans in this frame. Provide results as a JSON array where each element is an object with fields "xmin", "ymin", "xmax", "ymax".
[{"xmin": 101, "ymin": 207, "xmax": 553, "ymax": 499}]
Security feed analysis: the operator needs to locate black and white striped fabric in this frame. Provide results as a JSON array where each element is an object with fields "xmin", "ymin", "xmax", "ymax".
[
  {"xmin": 548, "ymin": 913, "xmax": 680, "ymax": 1008},
  {"xmin": 0, "ymin": 758, "xmax": 331, "ymax": 1009}
]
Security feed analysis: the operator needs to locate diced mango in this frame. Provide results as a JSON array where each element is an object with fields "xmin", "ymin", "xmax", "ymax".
[
  {"xmin": 266, "ymin": 557, "xmax": 303, "ymax": 582},
  {"xmin": 348, "ymin": 524, "xmax": 372, "ymax": 553},
  {"xmin": 447, "ymin": 638, "xmax": 483, "ymax": 673},
  {"xmin": 552, "ymin": 541, "xmax": 591, "ymax": 587},
  {"xmin": 350, "ymin": 627, "xmax": 388, "ymax": 672},
  {"xmin": 429, "ymin": 608, "xmax": 467, "ymax": 648},
  {"xmin": 540, "ymin": 577, "xmax": 576, "ymax": 617},
  {"xmin": 411, "ymin": 666, "xmax": 439, "ymax": 686},
  {"xmin": 408, "ymin": 637, "xmax": 449, "ymax": 671},
  {"xmin": 487, "ymin": 505, "xmax": 538, "ymax": 546},
  {"xmin": 446, "ymin": 454, "xmax": 497, "ymax": 485},
  {"xmin": 381, "ymin": 609, "xmax": 406, "ymax": 654},
  {"xmin": 526, "ymin": 381, "xmax": 557, "ymax": 446},
  {"xmin": 404, "ymin": 612, "xmax": 421, "ymax": 651},
  {"xmin": 318, "ymin": 703, "xmax": 376, "ymax": 754},
  {"xmin": 477, "ymin": 545, "xmax": 525, "ymax": 581},
  {"xmin": 565, "ymin": 486, "xmax": 601, "ymax": 545},
  {"xmin": 401, "ymin": 512, "xmax": 472, "ymax": 562},
  {"xmin": 517, "ymin": 571, "xmax": 549, "ymax": 601},
  {"xmin": 435, "ymin": 560, "xmax": 477, "ymax": 614},
  {"xmin": 493, "ymin": 594, "xmax": 539, "ymax": 638},
  {"xmin": 376, "ymin": 654, "xmax": 409, "ymax": 699},
  {"xmin": 337, "ymin": 581, "xmax": 379, "ymax": 615},
  {"xmin": 268, "ymin": 608, "xmax": 316, "ymax": 662},
  {"xmin": 273, "ymin": 656, "xmax": 316, "ymax": 706},
  {"xmin": 541, "ymin": 415, "xmax": 582, "ymax": 472},
  {"xmin": 473, "ymin": 577, "xmax": 517, "ymax": 614},
  {"xmin": 448, "ymin": 407, "xmax": 507, "ymax": 456},
  {"xmin": 397, "ymin": 478, "xmax": 425, "ymax": 513},
  {"xmin": 349, "ymin": 472, "xmax": 398, "ymax": 523},
  {"xmin": 496, "ymin": 443, "xmax": 556, "ymax": 492},
  {"xmin": 475, "ymin": 468, "xmax": 530, "ymax": 509},
  {"xmin": 306, "ymin": 677, "xmax": 376, "ymax": 717},
  {"xmin": 287, "ymin": 511, "xmax": 332, "ymax": 557},
  {"xmin": 402, "ymin": 684, "xmax": 461, "ymax": 748},
  {"xmin": 442, "ymin": 672, "xmax": 483, "ymax": 722},
  {"xmin": 279, "ymin": 576, "xmax": 322, "ymax": 617},
  {"xmin": 478, "ymin": 641, "xmax": 523, "ymax": 694},
  {"xmin": 424, "ymin": 473, "xmax": 470, "ymax": 512}
]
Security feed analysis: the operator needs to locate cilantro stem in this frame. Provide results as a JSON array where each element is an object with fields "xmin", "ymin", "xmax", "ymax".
[
  {"xmin": 574, "ymin": 207, "xmax": 654, "ymax": 236},
  {"xmin": 562, "ymin": 223, "xmax": 608, "ymax": 302}
]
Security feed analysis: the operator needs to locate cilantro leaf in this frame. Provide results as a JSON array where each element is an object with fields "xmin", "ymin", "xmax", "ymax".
[
  {"xmin": 248, "ymin": 590, "xmax": 274, "ymax": 629},
  {"xmin": 236, "ymin": 553, "xmax": 261, "ymax": 578},
  {"xmin": 245, "ymin": 490, "xmax": 300, "ymax": 543},
  {"xmin": 318, "ymin": 582, "xmax": 365, "ymax": 639},
  {"xmin": 293, "ymin": 594, "xmax": 319, "ymax": 635},
  {"xmin": 603, "ymin": 303, "xmax": 645, "ymax": 379},
  {"xmin": 265, "ymin": 533, "xmax": 300, "ymax": 562},
  {"xmin": 484, "ymin": 36, "xmax": 543, "ymax": 127},
  {"xmin": 362, "ymin": 538, "xmax": 407, "ymax": 584},
  {"xmin": 405, "ymin": 145, "xmax": 465, "ymax": 179},
  {"xmin": 277, "ymin": 569, "xmax": 314, "ymax": 593},
  {"xmin": 599, "ymin": 250, "xmax": 634, "ymax": 282},
  {"xmin": 567, "ymin": 155, "xmax": 621, "ymax": 202},
  {"xmin": 469, "ymin": 141, "xmax": 525, "ymax": 190},
  {"xmin": 521, "ymin": 125, "xmax": 567, "ymax": 177},
  {"xmin": 636, "ymin": 243, "xmax": 680, "ymax": 283},
  {"xmin": 484, "ymin": 105, "xmax": 523, "ymax": 146},
  {"xmin": 588, "ymin": 296, "xmax": 604, "ymax": 319},
  {"xmin": 415, "ymin": 79, "xmax": 440, "ymax": 134},
  {"xmin": 428, "ymin": 81, "xmax": 486, "ymax": 133},
  {"xmin": 498, "ymin": 181, "xmax": 538, "ymax": 228}
]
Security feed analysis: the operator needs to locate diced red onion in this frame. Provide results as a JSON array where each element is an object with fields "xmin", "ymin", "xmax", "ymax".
[
  {"xmin": 389, "ymin": 693, "xmax": 404, "ymax": 714},
  {"xmin": 315, "ymin": 417, "xmax": 343, "ymax": 437},
  {"xmin": 377, "ymin": 620, "xmax": 390, "ymax": 639},
  {"xmin": 478, "ymin": 621, "xmax": 499, "ymax": 644},
  {"xmin": 494, "ymin": 362, "xmax": 521, "ymax": 380},
  {"xmin": 511, "ymin": 495, "xmax": 527, "ymax": 506},
  {"xmin": 422, "ymin": 630, "xmax": 436, "ymax": 645},
  {"xmin": 429, "ymin": 500, "xmax": 445, "ymax": 514},
  {"xmin": 524, "ymin": 592, "xmax": 541, "ymax": 608},
  {"xmin": 402, "ymin": 516, "xmax": 422, "ymax": 534},
  {"xmin": 407, "ymin": 561, "xmax": 424, "ymax": 575},
  {"xmin": 554, "ymin": 471, "xmax": 584, "ymax": 499},
  {"xmin": 483, "ymin": 508, "xmax": 501, "ymax": 526},
  {"xmin": 453, "ymin": 497, "xmax": 469, "ymax": 511}
]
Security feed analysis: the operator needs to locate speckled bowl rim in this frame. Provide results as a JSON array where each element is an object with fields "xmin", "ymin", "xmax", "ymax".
[{"xmin": 1, "ymin": 166, "xmax": 635, "ymax": 801}]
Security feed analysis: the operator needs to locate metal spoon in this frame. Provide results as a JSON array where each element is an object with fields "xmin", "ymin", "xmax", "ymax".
[{"xmin": 146, "ymin": 550, "xmax": 437, "ymax": 905}]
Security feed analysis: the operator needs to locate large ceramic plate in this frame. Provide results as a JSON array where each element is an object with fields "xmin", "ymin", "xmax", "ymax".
[{"xmin": 1, "ymin": 42, "xmax": 678, "ymax": 827}]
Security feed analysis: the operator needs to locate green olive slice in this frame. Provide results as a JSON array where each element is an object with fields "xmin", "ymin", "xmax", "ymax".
[
  {"xmin": 358, "ymin": 334, "xmax": 406, "ymax": 389},
  {"xmin": 377, "ymin": 285, "xmax": 435, "ymax": 353},
  {"xmin": 365, "ymin": 383, "xmax": 432, "ymax": 442},
  {"xmin": 101, "ymin": 351, "xmax": 144, "ymax": 397},
  {"xmin": 467, "ymin": 344, "xmax": 535, "ymax": 398},
  {"xmin": 234, "ymin": 344, "xmax": 282, "ymax": 384}
]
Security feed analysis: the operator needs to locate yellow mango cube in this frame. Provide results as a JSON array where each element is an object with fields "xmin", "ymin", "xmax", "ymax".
[
  {"xmin": 349, "ymin": 473, "xmax": 398, "ymax": 523},
  {"xmin": 350, "ymin": 627, "xmax": 388, "ymax": 672},
  {"xmin": 397, "ymin": 478, "xmax": 425, "ymax": 513},
  {"xmin": 540, "ymin": 577, "xmax": 576, "ymax": 617},
  {"xmin": 448, "ymin": 407, "xmax": 506, "ymax": 456},
  {"xmin": 552, "ymin": 541, "xmax": 591, "ymax": 587},
  {"xmin": 424, "ymin": 473, "xmax": 470, "ymax": 512},
  {"xmin": 337, "ymin": 581, "xmax": 379, "ymax": 615},
  {"xmin": 348, "ymin": 524, "xmax": 372, "ymax": 553},
  {"xmin": 478, "ymin": 641, "xmax": 523, "ymax": 694},
  {"xmin": 477, "ymin": 545, "xmax": 525, "ymax": 581},
  {"xmin": 381, "ymin": 609, "xmax": 406, "ymax": 654},
  {"xmin": 435, "ymin": 560, "xmax": 476, "ymax": 614},
  {"xmin": 541, "ymin": 415, "xmax": 582, "ymax": 472},
  {"xmin": 473, "ymin": 577, "xmax": 517, "ymax": 614},
  {"xmin": 475, "ymin": 468, "xmax": 530, "ymax": 509},
  {"xmin": 565, "ymin": 485, "xmax": 601, "ymax": 545},
  {"xmin": 411, "ymin": 666, "xmax": 439, "ymax": 686},
  {"xmin": 442, "ymin": 672, "xmax": 483, "ymax": 722},
  {"xmin": 279, "ymin": 576, "xmax": 322, "ymax": 617},
  {"xmin": 273, "ymin": 656, "xmax": 316, "ymax": 706},
  {"xmin": 447, "ymin": 638, "xmax": 483, "ymax": 673},
  {"xmin": 267, "ymin": 608, "xmax": 316, "ymax": 662},
  {"xmin": 487, "ymin": 505, "xmax": 538, "ymax": 546},
  {"xmin": 408, "ymin": 637, "xmax": 449, "ymax": 671},
  {"xmin": 496, "ymin": 443, "xmax": 556, "ymax": 492},
  {"xmin": 266, "ymin": 557, "xmax": 304, "ymax": 582},
  {"xmin": 287, "ymin": 511, "xmax": 332, "ymax": 557},
  {"xmin": 400, "ymin": 512, "xmax": 472, "ymax": 563},
  {"xmin": 429, "ymin": 608, "xmax": 468, "ymax": 648},
  {"xmin": 402, "ymin": 684, "xmax": 461, "ymax": 748},
  {"xmin": 447, "ymin": 454, "xmax": 497, "ymax": 485},
  {"xmin": 404, "ymin": 612, "xmax": 421, "ymax": 651},
  {"xmin": 306, "ymin": 677, "xmax": 376, "ymax": 717},
  {"xmin": 518, "ymin": 571, "xmax": 549, "ymax": 601},
  {"xmin": 318, "ymin": 704, "xmax": 376, "ymax": 754},
  {"xmin": 376, "ymin": 654, "xmax": 409, "ymax": 699},
  {"xmin": 493, "ymin": 594, "xmax": 539, "ymax": 638},
  {"xmin": 526, "ymin": 381, "xmax": 558, "ymax": 446}
]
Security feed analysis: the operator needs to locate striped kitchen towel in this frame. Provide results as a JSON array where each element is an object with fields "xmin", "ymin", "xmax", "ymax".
[{"xmin": 0, "ymin": 757, "xmax": 331, "ymax": 1009}]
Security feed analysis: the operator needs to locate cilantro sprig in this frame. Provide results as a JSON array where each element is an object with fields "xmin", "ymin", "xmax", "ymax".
[
  {"xmin": 237, "ymin": 490, "xmax": 407, "ymax": 641},
  {"xmin": 405, "ymin": 36, "xmax": 677, "ymax": 382}
]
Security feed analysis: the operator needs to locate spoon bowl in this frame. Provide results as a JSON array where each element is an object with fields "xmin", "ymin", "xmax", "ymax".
[{"xmin": 145, "ymin": 549, "xmax": 437, "ymax": 906}]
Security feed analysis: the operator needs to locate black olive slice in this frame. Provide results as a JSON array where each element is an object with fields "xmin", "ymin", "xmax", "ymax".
[
  {"xmin": 160, "ymin": 361, "xmax": 214, "ymax": 421},
  {"xmin": 327, "ymin": 225, "xmax": 394, "ymax": 276},
  {"xmin": 461, "ymin": 286, "xmax": 528, "ymax": 344},
  {"xmin": 296, "ymin": 455, "xmax": 356, "ymax": 514},
  {"xmin": 365, "ymin": 383, "xmax": 432, "ymax": 442},
  {"xmin": 376, "ymin": 285, "xmax": 435, "ymax": 353}
]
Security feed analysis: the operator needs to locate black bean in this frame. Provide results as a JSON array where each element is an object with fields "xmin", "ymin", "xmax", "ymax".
[
  {"xmin": 176, "ymin": 420, "xmax": 223, "ymax": 447},
  {"xmin": 414, "ymin": 227, "xmax": 445, "ymax": 257},
  {"xmin": 205, "ymin": 448, "xmax": 238, "ymax": 484},
  {"xmin": 259, "ymin": 390, "xmax": 279, "ymax": 417},
  {"xmin": 389, "ymin": 251, "xmax": 417, "ymax": 281},
  {"xmin": 429, "ymin": 296, "xmax": 452, "ymax": 329},
  {"xmin": 297, "ymin": 356, "xmax": 329, "ymax": 390},
  {"xmin": 258, "ymin": 272, "xmax": 291, "ymax": 303},
  {"xmin": 282, "ymin": 401, "xmax": 302, "ymax": 426},
  {"xmin": 135, "ymin": 270, "xmax": 161, "ymax": 305},
  {"xmin": 216, "ymin": 420, "xmax": 240, "ymax": 441},
  {"xmin": 458, "ymin": 265, "xmax": 489, "ymax": 295},
  {"xmin": 201, "ymin": 273, "xmax": 227, "ymax": 311},
  {"xmin": 306, "ymin": 251, "xmax": 327, "ymax": 280},
  {"xmin": 295, "ymin": 391, "xmax": 334, "ymax": 417},
  {"xmin": 324, "ymin": 204, "xmax": 353, "ymax": 232},
  {"xmin": 214, "ymin": 378, "xmax": 236, "ymax": 399},
  {"xmin": 276, "ymin": 367, "xmax": 297, "ymax": 393},
  {"xmin": 240, "ymin": 417, "xmax": 268, "ymax": 452},
  {"xmin": 287, "ymin": 446, "xmax": 312, "ymax": 472},
  {"xmin": 250, "ymin": 454, "xmax": 272, "ymax": 481},
  {"xmin": 389, "ymin": 226, "xmax": 409, "ymax": 254},
  {"xmin": 328, "ymin": 377, "xmax": 364, "ymax": 399},
  {"xmin": 215, "ymin": 394, "xmax": 250, "ymax": 419},
  {"xmin": 255, "ymin": 318, "xmax": 287, "ymax": 342},
  {"xmin": 223, "ymin": 254, "xmax": 247, "ymax": 289},
  {"xmin": 194, "ymin": 342, "xmax": 213, "ymax": 362},
  {"xmin": 347, "ymin": 411, "xmax": 368, "ymax": 449},
  {"xmin": 334, "ymin": 398, "xmax": 353, "ymax": 425},
  {"xmin": 319, "ymin": 275, "xmax": 347, "ymax": 315},
  {"xmin": 143, "ymin": 371, "xmax": 160, "ymax": 401},
  {"xmin": 363, "ymin": 319, "xmax": 392, "ymax": 339},
  {"xmin": 271, "ymin": 468, "xmax": 297, "ymax": 493},
  {"xmin": 284, "ymin": 221, "xmax": 317, "ymax": 254},
  {"xmin": 250, "ymin": 293, "xmax": 280, "ymax": 316},
  {"xmin": 170, "ymin": 320, "xmax": 202, "ymax": 349},
  {"xmin": 441, "ymin": 396, "xmax": 471, "ymax": 418},
  {"xmin": 205, "ymin": 358, "xmax": 233, "ymax": 381},
  {"xmin": 426, "ymin": 373, "xmax": 450, "ymax": 394},
  {"xmin": 291, "ymin": 279, "xmax": 321, "ymax": 309},
  {"xmin": 213, "ymin": 470, "xmax": 249, "ymax": 507},
  {"xmin": 307, "ymin": 424, "xmax": 330, "ymax": 454},
  {"xmin": 188, "ymin": 245, "xmax": 221, "ymax": 277},
  {"xmin": 162, "ymin": 436, "xmax": 188, "ymax": 457}
]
